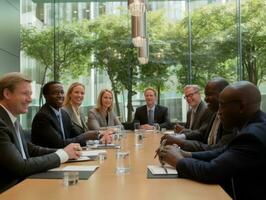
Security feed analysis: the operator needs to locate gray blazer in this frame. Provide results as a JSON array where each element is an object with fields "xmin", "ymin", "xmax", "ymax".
[
  {"xmin": 62, "ymin": 104, "xmax": 87, "ymax": 135},
  {"xmin": 87, "ymin": 108, "xmax": 121, "ymax": 130}
]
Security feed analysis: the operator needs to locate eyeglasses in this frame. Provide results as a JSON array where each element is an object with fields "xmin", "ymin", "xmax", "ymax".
[{"xmin": 184, "ymin": 91, "xmax": 199, "ymax": 99}]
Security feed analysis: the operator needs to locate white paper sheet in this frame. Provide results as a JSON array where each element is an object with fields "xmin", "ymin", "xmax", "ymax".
[
  {"xmin": 147, "ymin": 165, "xmax": 178, "ymax": 175},
  {"xmin": 49, "ymin": 165, "xmax": 98, "ymax": 172},
  {"xmin": 81, "ymin": 150, "xmax": 107, "ymax": 157}
]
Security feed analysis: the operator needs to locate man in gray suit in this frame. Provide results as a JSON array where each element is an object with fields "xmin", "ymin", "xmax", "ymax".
[
  {"xmin": 175, "ymin": 85, "xmax": 212, "ymax": 134},
  {"xmin": 0, "ymin": 72, "xmax": 81, "ymax": 193}
]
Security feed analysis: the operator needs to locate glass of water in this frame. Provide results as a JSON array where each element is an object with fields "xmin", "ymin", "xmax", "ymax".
[{"xmin": 116, "ymin": 151, "xmax": 130, "ymax": 174}]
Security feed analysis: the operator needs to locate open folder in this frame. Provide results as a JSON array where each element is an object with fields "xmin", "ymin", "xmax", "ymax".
[
  {"xmin": 28, "ymin": 165, "xmax": 98, "ymax": 180},
  {"xmin": 147, "ymin": 165, "xmax": 178, "ymax": 179}
]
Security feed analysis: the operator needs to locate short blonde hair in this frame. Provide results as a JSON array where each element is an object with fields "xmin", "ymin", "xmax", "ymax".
[
  {"xmin": 0, "ymin": 72, "xmax": 31, "ymax": 100},
  {"xmin": 63, "ymin": 82, "xmax": 85, "ymax": 106},
  {"xmin": 96, "ymin": 89, "xmax": 113, "ymax": 112},
  {"xmin": 144, "ymin": 87, "xmax": 157, "ymax": 96}
]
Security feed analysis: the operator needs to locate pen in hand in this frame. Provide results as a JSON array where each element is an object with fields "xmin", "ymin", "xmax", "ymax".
[{"xmin": 154, "ymin": 139, "xmax": 167, "ymax": 159}]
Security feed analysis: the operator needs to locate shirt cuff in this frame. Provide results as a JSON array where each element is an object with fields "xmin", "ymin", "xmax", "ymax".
[{"xmin": 55, "ymin": 149, "xmax": 69, "ymax": 163}]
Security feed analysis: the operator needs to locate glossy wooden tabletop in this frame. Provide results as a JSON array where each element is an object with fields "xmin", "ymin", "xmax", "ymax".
[{"xmin": 0, "ymin": 131, "xmax": 231, "ymax": 200}]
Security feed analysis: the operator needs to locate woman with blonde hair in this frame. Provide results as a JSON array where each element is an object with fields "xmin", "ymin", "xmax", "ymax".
[
  {"xmin": 87, "ymin": 89, "xmax": 122, "ymax": 130},
  {"xmin": 62, "ymin": 82, "xmax": 87, "ymax": 135}
]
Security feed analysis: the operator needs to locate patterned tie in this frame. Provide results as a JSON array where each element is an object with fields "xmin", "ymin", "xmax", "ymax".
[
  {"xmin": 148, "ymin": 109, "xmax": 154, "ymax": 125},
  {"xmin": 57, "ymin": 112, "xmax": 66, "ymax": 140},
  {"xmin": 14, "ymin": 120, "xmax": 27, "ymax": 159},
  {"xmin": 207, "ymin": 114, "xmax": 220, "ymax": 145}
]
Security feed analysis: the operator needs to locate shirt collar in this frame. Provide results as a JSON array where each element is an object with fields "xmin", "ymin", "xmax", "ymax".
[
  {"xmin": 0, "ymin": 104, "xmax": 17, "ymax": 124},
  {"xmin": 147, "ymin": 105, "xmax": 155, "ymax": 111},
  {"xmin": 49, "ymin": 105, "xmax": 61, "ymax": 116}
]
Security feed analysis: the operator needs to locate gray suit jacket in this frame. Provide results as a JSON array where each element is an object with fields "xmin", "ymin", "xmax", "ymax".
[
  {"xmin": 87, "ymin": 108, "xmax": 121, "ymax": 130},
  {"xmin": 181, "ymin": 101, "xmax": 210, "ymax": 132},
  {"xmin": 62, "ymin": 104, "xmax": 87, "ymax": 135},
  {"xmin": 0, "ymin": 106, "xmax": 60, "ymax": 193}
]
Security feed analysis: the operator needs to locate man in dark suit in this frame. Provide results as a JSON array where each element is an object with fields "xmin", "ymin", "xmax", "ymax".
[
  {"xmin": 161, "ymin": 78, "xmax": 235, "ymax": 151},
  {"xmin": 133, "ymin": 87, "xmax": 170, "ymax": 129},
  {"xmin": 159, "ymin": 81, "xmax": 266, "ymax": 199},
  {"xmin": 174, "ymin": 85, "xmax": 212, "ymax": 134},
  {"xmin": 31, "ymin": 81, "xmax": 113, "ymax": 148},
  {"xmin": 0, "ymin": 72, "xmax": 81, "ymax": 193}
]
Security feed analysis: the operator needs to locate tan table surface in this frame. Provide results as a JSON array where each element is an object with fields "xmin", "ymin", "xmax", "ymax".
[{"xmin": 0, "ymin": 132, "xmax": 231, "ymax": 200}]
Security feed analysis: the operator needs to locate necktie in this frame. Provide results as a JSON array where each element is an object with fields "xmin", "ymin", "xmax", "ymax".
[
  {"xmin": 14, "ymin": 120, "xmax": 27, "ymax": 159},
  {"xmin": 207, "ymin": 114, "xmax": 220, "ymax": 145},
  {"xmin": 148, "ymin": 109, "xmax": 154, "ymax": 125},
  {"xmin": 57, "ymin": 112, "xmax": 66, "ymax": 140}
]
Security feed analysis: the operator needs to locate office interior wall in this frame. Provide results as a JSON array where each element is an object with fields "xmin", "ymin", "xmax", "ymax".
[{"xmin": 0, "ymin": 0, "xmax": 20, "ymax": 74}]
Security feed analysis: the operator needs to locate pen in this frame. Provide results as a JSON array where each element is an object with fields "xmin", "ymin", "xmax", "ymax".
[
  {"xmin": 154, "ymin": 139, "xmax": 167, "ymax": 159},
  {"xmin": 162, "ymin": 164, "xmax": 168, "ymax": 174}
]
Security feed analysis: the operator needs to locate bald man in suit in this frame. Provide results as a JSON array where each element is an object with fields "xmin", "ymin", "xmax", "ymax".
[{"xmin": 159, "ymin": 81, "xmax": 266, "ymax": 199}]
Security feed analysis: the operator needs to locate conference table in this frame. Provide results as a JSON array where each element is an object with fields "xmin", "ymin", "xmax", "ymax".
[{"xmin": 0, "ymin": 131, "xmax": 231, "ymax": 200}]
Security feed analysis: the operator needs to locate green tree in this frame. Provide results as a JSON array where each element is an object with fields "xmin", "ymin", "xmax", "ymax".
[
  {"xmin": 87, "ymin": 14, "xmax": 139, "ymax": 122},
  {"xmin": 21, "ymin": 22, "xmax": 93, "ymax": 82},
  {"xmin": 138, "ymin": 11, "xmax": 175, "ymax": 104}
]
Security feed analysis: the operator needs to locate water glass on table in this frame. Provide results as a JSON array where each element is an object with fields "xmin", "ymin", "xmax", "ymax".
[{"xmin": 116, "ymin": 151, "xmax": 130, "ymax": 174}]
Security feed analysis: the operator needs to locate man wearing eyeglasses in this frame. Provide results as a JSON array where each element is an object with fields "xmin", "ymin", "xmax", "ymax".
[
  {"xmin": 158, "ymin": 81, "xmax": 266, "ymax": 199},
  {"xmin": 161, "ymin": 77, "xmax": 235, "ymax": 152},
  {"xmin": 175, "ymin": 85, "xmax": 211, "ymax": 134}
]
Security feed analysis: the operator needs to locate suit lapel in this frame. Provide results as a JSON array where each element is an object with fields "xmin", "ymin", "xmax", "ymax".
[
  {"xmin": 0, "ymin": 106, "xmax": 28, "ymax": 158},
  {"xmin": 44, "ymin": 104, "xmax": 65, "ymax": 138},
  {"xmin": 66, "ymin": 105, "xmax": 84, "ymax": 129}
]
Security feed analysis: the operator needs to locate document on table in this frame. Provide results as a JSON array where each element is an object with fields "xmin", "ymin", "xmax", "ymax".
[
  {"xmin": 147, "ymin": 165, "xmax": 178, "ymax": 175},
  {"xmin": 67, "ymin": 156, "xmax": 92, "ymax": 162},
  {"xmin": 81, "ymin": 150, "xmax": 107, "ymax": 157},
  {"xmin": 49, "ymin": 165, "xmax": 98, "ymax": 172},
  {"xmin": 90, "ymin": 144, "xmax": 120, "ymax": 149}
]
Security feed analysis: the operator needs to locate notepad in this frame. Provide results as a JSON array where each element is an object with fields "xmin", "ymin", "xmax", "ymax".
[
  {"xmin": 81, "ymin": 150, "xmax": 107, "ymax": 157},
  {"xmin": 49, "ymin": 165, "xmax": 98, "ymax": 172},
  {"xmin": 147, "ymin": 165, "xmax": 178, "ymax": 175},
  {"xmin": 147, "ymin": 165, "xmax": 178, "ymax": 179}
]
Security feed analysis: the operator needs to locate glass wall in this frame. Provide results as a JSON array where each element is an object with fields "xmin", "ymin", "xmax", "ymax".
[{"xmin": 19, "ymin": 0, "xmax": 266, "ymax": 129}]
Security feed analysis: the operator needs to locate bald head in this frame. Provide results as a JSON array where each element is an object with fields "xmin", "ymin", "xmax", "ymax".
[{"xmin": 219, "ymin": 81, "xmax": 261, "ymax": 129}]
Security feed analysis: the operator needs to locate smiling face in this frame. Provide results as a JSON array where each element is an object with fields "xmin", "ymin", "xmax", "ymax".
[
  {"xmin": 45, "ymin": 83, "xmax": 65, "ymax": 109},
  {"xmin": 184, "ymin": 87, "xmax": 201, "ymax": 109},
  {"xmin": 69, "ymin": 85, "xmax": 85, "ymax": 107},
  {"xmin": 3, "ymin": 81, "xmax": 32, "ymax": 116},
  {"xmin": 144, "ymin": 89, "xmax": 156, "ymax": 108},
  {"xmin": 101, "ymin": 91, "xmax": 113, "ymax": 110},
  {"xmin": 204, "ymin": 82, "xmax": 220, "ymax": 112}
]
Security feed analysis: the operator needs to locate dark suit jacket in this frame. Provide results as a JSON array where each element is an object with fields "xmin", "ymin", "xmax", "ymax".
[
  {"xmin": 180, "ymin": 111, "xmax": 236, "ymax": 152},
  {"xmin": 181, "ymin": 101, "xmax": 211, "ymax": 133},
  {"xmin": 177, "ymin": 110, "xmax": 266, "ymax": 200},
  {"xmin": 31, "ymin": 103, "xmax": 96, "ymax": 148},
  {"xmin": 0, "ymin": 106, "xmax": 60, "ymax": 193},
  {"xmin": 133, "ymin": 105, "xmax": 170, "ymax": 129},
  {"xmin": 62, "ymin": 104, "xmax": 87, "ymax": 135}
]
